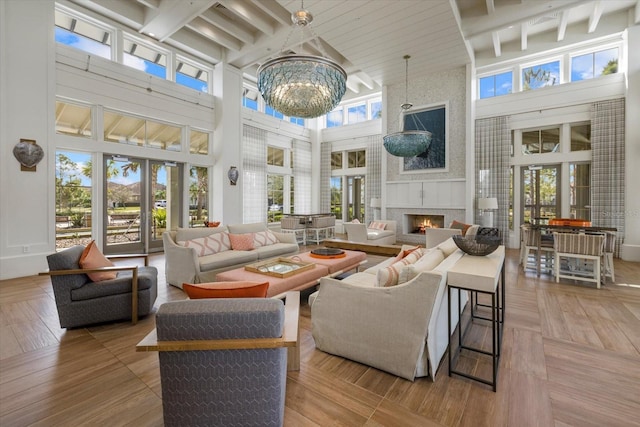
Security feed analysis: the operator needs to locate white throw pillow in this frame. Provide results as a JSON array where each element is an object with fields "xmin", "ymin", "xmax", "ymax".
[
  {"xmin": 368, "ymin": 221, "xmax": 387, "ymax": 230},
  {"xmin": 253, "ymin": 230, "xmax": 278, "ymax": 248},
  {"xmin": 181, "ymin": 232, "xmax": 231, "ymax": 256},
  {"xmin": 398, "ymin": 248, "xmax": 445, "ymax": 284}
]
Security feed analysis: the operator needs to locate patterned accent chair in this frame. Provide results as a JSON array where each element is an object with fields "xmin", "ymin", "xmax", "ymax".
[
  {"xmin": 42, "ymin": 245, "xmax": 158, "ymax": 328},
  {"xmin": 138, "ymin": 293, "xmax": 300, "ymax": 427}
]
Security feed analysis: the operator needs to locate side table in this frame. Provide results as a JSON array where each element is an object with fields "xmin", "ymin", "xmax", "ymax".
[{"xmin": 447, "ymin": 246, "xmax": 505, "ymax": 391}]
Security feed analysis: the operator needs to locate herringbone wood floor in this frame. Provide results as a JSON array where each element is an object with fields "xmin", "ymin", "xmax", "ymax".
[{"xmin": 1, "ymin": 248, "xmax": 639, "ymax": 426}]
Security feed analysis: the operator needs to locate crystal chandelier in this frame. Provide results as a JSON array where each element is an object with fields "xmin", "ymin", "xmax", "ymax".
[
  {"xmin": 257, "ymin": 5, "xmax": 347, "ymax": 119},
  {"xmin": 383, "ymin": 55, "xmax": 432, "ymax": 157}
]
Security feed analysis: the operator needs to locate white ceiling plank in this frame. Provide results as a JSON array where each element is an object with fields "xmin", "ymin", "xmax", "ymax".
[
  {"xmin": 187, "ymin": 17, "xmax": 243, "ymax": 51},
  {"xmin": 492, "ymin": 31, "xmax": 501, "ymax": 57},
  {"xmin": 136, "ymin": 0, "xmax": 159, "ymax": 9},
  {"xmin": 249, "ymin": 0, "xmax": 291, "ymax": 26},
  {"xmin": 70, "ymin": 0, "xmax": 147, "ymax": 29},
  {"xmin": 346, "ymin": 78, "xmax": 360, "ymax": 94},
  {"xmin": 139, "ymin": 0, "xmax": 216, "ymax": 41},
  {"xmin": 219, "ymin": 0, "xmax": 276, "ymax": 35},
  {"xmin": 166, "ymin": 27, "xmax": 224, "ymax": 64},
  {"xmin": 557, "ymin": 9, "xmax": 569, "ymax": 41},
  {"xmin": 521, "ymin": 22, "xmax": 528, "ymax": 51},
  {"xmin": 588, "ymin": 1, "xmax": 603, "ymax": 33},
  {"xmin": 461, "ymin": 0, "xmax": 583, "ymax": 38},
  {"xmin": 199, "ymin": 9, "xmax": 255, "ymax": 45}
]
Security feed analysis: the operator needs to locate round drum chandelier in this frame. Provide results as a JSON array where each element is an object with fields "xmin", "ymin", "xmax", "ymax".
[
  {"xmin": 383, "ymin": 55, "xmax": 432, "ymax": 157},
  {"xmin": 257, "ymin": 7, "xmax": 347, "ymax": 119}
]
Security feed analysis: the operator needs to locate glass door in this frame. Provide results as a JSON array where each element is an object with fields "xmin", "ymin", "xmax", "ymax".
[
  {"xmin": 149, "ymin": 160, "xmax": 182, "ymax": 252},
  {"xmin": 104, "ymin": 155, "xmax": 145, "ymax": 254},
  {"xmin": 521, "ymin": 165, "xmax": 560, "ymax": 224}
]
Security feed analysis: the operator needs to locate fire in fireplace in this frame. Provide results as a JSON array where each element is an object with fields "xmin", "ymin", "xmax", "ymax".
[{"xmin": 405, "ymin": 214, "xmax": 446, "ymax": 234}]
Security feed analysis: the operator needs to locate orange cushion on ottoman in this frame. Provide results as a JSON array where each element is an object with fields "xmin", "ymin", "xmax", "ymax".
[{"xmin": 182, "ymin": 281, "xmax": 269, "ymax": 299}]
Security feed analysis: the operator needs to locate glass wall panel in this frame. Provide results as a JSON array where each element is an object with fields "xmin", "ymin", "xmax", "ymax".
[
  {"xmin": 522, "ymin": 128, "xmax": 559, "ymax": 154},
  {"xmin": 267, "ymin": 147, "xmax": 285, "ymax": 166},
  {"xmin": 331, "ymin": 152, "xmax": 342, "ymax": 170},
  {"xmin": 189, "ymin": 166, "xmax": 208, "ymax": 228},
  {"xmin": 570, "ymin": 123, "xmax": 591, "ymax": 151},
  {"xmin": 570, "ymin": 163, "xmax": 591, "ymax": 221},
  {"xmin": 347, "ymin": 150, "xmax": 366, "ymax": 168},
  {"xmin": 55, "ymin": 10, "xmax": 112, "ymax": 59},
  {"xmin": 190, "ymin": 129, "xmax": 209, "ymax": 154},
  {"xmin": 267, "ymin": 174, "xmax": 284, "ymax": 223},
  {"xmin": 146, "ymin": 120, "xmax": 181, "ymax": 151},
  {"xmin": 522, "ymin": 61, "xmax": 560, "ymax": 90},
  {"xmin": 330, "ymin": 177, "xmax": 342, "ymax": 219},
  {"xmin": 104, "ymin": 111, "xmax": 145, "ymax": 146},
  {"xmin": 123, "ymin": 39, "xmax": 167, "ymax": 79},
  {"xmin": 55, "ymin": 151, "xmax": 93, "ymax": 250},
  {"xmin": 56, "ymin": 101, "xmax": 92, "ymax": 138}
]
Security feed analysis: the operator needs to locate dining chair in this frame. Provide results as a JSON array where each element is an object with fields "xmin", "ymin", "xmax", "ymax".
[{"xmin": 553, "ymin": 232, "xmax": 605, "ymax": 288}]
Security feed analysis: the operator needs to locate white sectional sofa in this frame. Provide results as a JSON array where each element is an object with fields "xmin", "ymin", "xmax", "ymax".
[
  {"xmin": 162, "ymin": 223, "xmax": 298, "ymax": 288},
  {"xmin": 310, "ymin": 237, "xmax": 469, "ymax": 381},
  {"xmin": 342, "ymin": 219, "xmax": 397, "ymax": 245}
]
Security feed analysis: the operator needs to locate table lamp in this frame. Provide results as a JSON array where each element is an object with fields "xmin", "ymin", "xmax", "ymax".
[
  {"xmin": 370, "ymin": 197, "xmax": 381, "ymax": 220},
  {"xmin": 478, "ymin": 197, "xmax": 498, "ymax": 227}
]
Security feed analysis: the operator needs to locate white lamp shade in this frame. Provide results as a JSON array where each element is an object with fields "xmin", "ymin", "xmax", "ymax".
[
  {"xmin": 370, "ymin": 197, "xmax": 381, "ymax": 208},
  {"xmin": 478, "ymin": 197, "xmax": 498, "ymax": 210}
]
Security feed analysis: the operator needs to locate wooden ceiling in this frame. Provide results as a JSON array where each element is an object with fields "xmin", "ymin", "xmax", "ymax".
[{"xmin": 68, "ymin": 0, "xmax": 638, "ymax": 98}]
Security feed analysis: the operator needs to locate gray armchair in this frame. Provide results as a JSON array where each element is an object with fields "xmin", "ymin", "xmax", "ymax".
[
  {"xmin": 137, "ymin": 292, "xmax": 300, "ymax": 427},
  {"xmin": 41, "ymin": 245, "xmax": 158, "ymax": 328}
]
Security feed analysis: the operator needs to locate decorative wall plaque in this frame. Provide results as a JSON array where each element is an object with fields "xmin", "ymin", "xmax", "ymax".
[{"xmin": 13, "ymin": 139, "xmax": 44, "ymax": 172}]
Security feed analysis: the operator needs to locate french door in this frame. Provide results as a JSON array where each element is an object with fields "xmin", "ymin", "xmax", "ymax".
[
  {"xmin": 103, "ymin": 155, "xmax": 182, "ymax": 254},
  {"xmin": 521, "ymin": 164, "xmax": 560, "ymax": 224}
]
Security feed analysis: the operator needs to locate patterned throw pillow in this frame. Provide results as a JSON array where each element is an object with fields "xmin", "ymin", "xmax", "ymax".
[
  {"xmin": 377, "ymin": 248, "xmax": 424, "ymax": 287},
  {"xmin": 450, "ymin": 220, "xmax": 472, "ymax": 236},
  {"xmin": 79, "ymin": 240, "xmax": 117, "ymax": 282},
  {"xmin": 181, "ymin": 232, "xmax": 231, "ymax": 256},
  {"xmin": 229, "ymin": 233, "xmax": 255, "ymax": 251},
  {"xmin": 368, "ymin": 221, "xmax": 387, "ymax": 230},
  {"xmin": 183, "ymin": 281, "xmax": 269, "ymax": 299},
  {"xmin": 253, "ymin": 230, "xmax": 278, "ymax": 248},
  {"xmin": 398, "ymin": 248, "xmax": 445, "ymax": 284}
]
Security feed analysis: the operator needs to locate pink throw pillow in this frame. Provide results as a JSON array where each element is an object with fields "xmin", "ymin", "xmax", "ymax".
[
  {"xmin": 183, "ymin": 281, "xmax": 269, "ymax": 299},
  {"xmin": 229, "ymin": 233, "xmax": 255, "ymax": 251},
  {"xmin": 368, "ymin": 221, "xmax": 386, "ymax": 230},
  {"xmin": 79, "ymin": 241, "xmax": 117, "ymax": 282}
]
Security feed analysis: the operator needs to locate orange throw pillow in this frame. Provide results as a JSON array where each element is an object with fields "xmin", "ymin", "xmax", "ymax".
[
  {"xmin": 182, "ymin": 281, "xmax": 269, "ymax": 299},
  {"xmin": 229, "ymin": 233, "xmax": 255, "ymax": 250},
  {"xmin": 79, "ymin": 241, "xmax": 117, "ymax": 282},
  {"xmin": 450, "ymin": 220, "xmax": 472, "ymax": 236}
]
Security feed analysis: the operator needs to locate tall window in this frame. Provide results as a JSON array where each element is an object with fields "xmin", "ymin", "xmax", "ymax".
[
  {"xmin": 330, "ymin": 177, "xmax": 342, "ymax": 218},
  {"xmin": 570, "ymin": 123, "xmax": 591, "ymax": 152},
  {"xmin": 522, "ymin": 60, "xmax": 560, "ymax": 90},
  {"xmin": 479, "ymin": 71, "xmax": 512, "ymax": 99},
  {"xmin": 571, "ymin": 48, "xmax": 618, "ymax": 82},
  {"xmin": 189, "ymin": 166, "xmax": 208, "ymax": 227},
  {"xmin": 55, "ymin": 151, "xmax": 93, "ymax": 249},
  {"xmin": 569, "ymin": 163, "xmax": 591, "ymax": 221},
  {"xmin": 267, "ymin": 174, "xmax": 284, "ymax": 222}
]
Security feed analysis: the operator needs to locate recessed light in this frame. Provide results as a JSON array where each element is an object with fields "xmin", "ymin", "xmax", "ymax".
[{"xmin": 148, "ymin": 32, "xmax": 155, "ymax": 37}]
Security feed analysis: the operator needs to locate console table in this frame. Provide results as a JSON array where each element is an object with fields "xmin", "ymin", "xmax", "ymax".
[{"xmin": 447, "ymin": 246, "xmax": 505, "ymax": 391}]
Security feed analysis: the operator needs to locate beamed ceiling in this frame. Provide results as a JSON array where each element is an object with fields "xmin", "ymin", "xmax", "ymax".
[{"xmin": 67, "ymin": 0, "xmax": 638, "ymax": 99}]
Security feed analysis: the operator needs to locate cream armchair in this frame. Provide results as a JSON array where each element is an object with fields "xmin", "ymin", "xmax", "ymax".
[
  {"xmin": 342, "ymin": 219, "xmax": 397, "ymax": 245},
  {"xmin": 311, "ymin": 268, "xmax": 466, "ymax": 381}
]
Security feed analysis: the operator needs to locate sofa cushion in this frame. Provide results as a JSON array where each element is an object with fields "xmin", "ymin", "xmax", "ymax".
[
  {"xmin": 253, "ymin": 230, "xmax": 278, "ymax": 248},
  {"xmin": 71, "ymin": 266, "xmax": 157, "ymax": 301},
  {"xmin": 229, "ymin": 233, "xmax": 255, "ymax": 251},
  {"xmin": 227, "ymin": 222, "xmax": 268, "ymax": 234},
  {"xmin": 398, "ymin": 248, "xmax": 445, "ymax": 284},
  {"xmin": 183, "ymin": 281, "xmax": 269, "ymax": 299},
  {"xmin": 437, "ymin": 238, "xmax": 459, "ymax": 258},
  {"xmin": 254, "ymin": 242, "xmax": 299, "ymax": 260},
  {"xmin": 340, "ymin": 272, "xmax": 379, "ymax": 287},
  {"xmin": 79, "ymin": 241, "xmax": 116, "ymax": 282},
  {"xmin": 199, "ymin": 250, "xmax": 259, "ymax": 272},
  {"xmin": 176, "ymin": 226, "xmax": 228, "ymax": 244},
  {"xmin": 366, "ymin": 229, "xmax": 395, "ymax": 241},
  {"xmin": 181, "ymin": 232, "xmax": 231, "ymax": 256}
]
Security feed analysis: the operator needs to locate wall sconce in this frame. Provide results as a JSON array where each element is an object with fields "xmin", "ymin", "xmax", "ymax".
[
  {"xmin": 478, "ymin": 197, "xmax": 498, "ymax": 227},
  {"xmin": 227, "ymin": 166, "xmax": 239, "ymax": 185},
  {"xmin": 13, "ymin": 139, "xmax": 44, "ymax": 172}
]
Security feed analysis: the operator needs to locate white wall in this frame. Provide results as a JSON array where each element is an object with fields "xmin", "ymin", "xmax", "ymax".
[{"xmin": 0, "ymin": 0, "xmax": 56, "ymax": 279}]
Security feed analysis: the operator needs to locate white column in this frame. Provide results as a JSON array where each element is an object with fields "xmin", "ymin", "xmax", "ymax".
[
  {"xmin": 0, "ymin": 0, "xmax": 56, "ymax": 279},
  {"xmin": 212, "ymin": 63, "xmax": 243, "ymax": 225},
  {"xmin": 622, "ymin": 25, "xmax": 640, "ymax": 261}
]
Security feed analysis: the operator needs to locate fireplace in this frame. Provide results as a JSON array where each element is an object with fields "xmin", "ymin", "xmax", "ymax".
[{"xmin": 404, "ymin": 214, "xmax": 445, "ymax": 235}]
